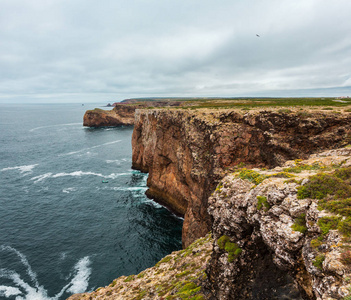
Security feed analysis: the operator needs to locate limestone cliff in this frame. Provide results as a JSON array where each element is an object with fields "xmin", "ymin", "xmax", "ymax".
[
  {"xmin": 83, "ymin": 100, "xmax": 186, "ymax": 127},
  {"xmin": 207, "ymin": 147, "xmax": 351, "ymax": 299},
  {"xmin": 132, "ymin": 108, "xmax": 351, "ymax": 247},
  {"xmin": 83, "ymin": 104, "xmax": 137, "ymax": 127}
]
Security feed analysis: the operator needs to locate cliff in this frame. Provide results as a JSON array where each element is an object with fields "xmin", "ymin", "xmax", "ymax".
[
  {"xmin": 83, "ymin": 104, "xmax": 137, "ymax": 127},
  {"xmin": 132, "ymin": 108, "xmax": 351, "ymax": 248},
  {"xmin": 69, "ymin": 147, "xmax": 351, "ymax": 300},
  {"xmin": 207, "ymin": 147, "xmax": 351, "ymax": 299},
  {"xmin": 83, "ymin": 101, "xmax": 186, "ymax": 127}
]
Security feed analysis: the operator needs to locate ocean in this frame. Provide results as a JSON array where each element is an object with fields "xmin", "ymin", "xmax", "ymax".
[{"xmin": 0, "ymin": 103, "xmax": 183, "ymax": 300}]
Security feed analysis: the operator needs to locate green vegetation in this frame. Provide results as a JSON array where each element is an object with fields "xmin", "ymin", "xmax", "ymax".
[
  {"xmin": 256, "ymin": 196, "xmax": 270, "ymax": 212},
  {"xmin": 297, "ymin": 168, "xmax": 351, "ymax": 200},
  {"xmin": 291, "ymin": 213, "xmax": 307, "ymax": 234},
  {"xmin": 238, "ymin": 168, "xmax": 267, "ymax": 185},
  {"xmin": 317, "ymin": 216, "xmax": 341, "ymax": 235},
  {"xmin": 217, "ymin": 235, "xmax": 242, "ymax": 263},
  {"xmin": 124, "ymin": 275, "xmax": 135, "ymax": 282},
  {"xmin": 284, "ymin": 161, "xmax": 323, "ymax": 173},
  {"xmin": 312, "ymin": 254, "xmax": 325, "ymax": 270},
  {"xmin": 162, "ymin": 97, "xmax": 351, "ymax": 109},
  {"xmin": 177, "ymin": 282, "xmax": 201, "ymax": 299}
]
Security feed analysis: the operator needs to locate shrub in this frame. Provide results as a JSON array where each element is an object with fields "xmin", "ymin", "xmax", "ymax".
[
  {"xmin": 291, "ymin": 213, "xmax": 307, "ymax": 234},
  {"xmin": 312, "ymin": 254, "xmax": 325, "ymax": 270},
  {"xmin": 338, "ymin": 217, "xmax": 351, "ymax": 237},
  {"xmin": 317, "ymin": 216, "xmax": 341, "ymax": 235},
  {"xmin": 297, "ymin": 173, "xmax": 351, "ymax": 200},
  {"xmin": 238, "ymin": 168, "xmax": 267, "ymax": 185},
  {"xmin": 257, "ymin": 196, "xmax": 270, "ymax": 211}
]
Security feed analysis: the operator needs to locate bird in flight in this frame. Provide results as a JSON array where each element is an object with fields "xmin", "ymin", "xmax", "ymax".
[{"xmin": 256, "ymin": 34, "xmax": 260, "ymax": 37}]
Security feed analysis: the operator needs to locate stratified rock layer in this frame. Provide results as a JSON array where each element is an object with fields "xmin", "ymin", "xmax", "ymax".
[{"xmin": 132, "ymin": 108, "xmax": 351, "ymax": 247}]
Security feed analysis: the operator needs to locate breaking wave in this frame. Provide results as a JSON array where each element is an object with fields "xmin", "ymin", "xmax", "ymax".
[
  {"xmin": 29, "ymin": 123, "xmax": 82, "ymax": 132},
  {"xmin": 1, "ymin": 164, "xmax": 38, "ymax": 175},
  {"xmin": 30, "ymin": 171, "xmax": 131, "ymax": 183},
  {"xmin": 59, "ymin": 140, "xmax": 122, "ymax": 156},
  {"xmin": 0, "ymin": 246, "xmax": 91, "ymax": 300}
]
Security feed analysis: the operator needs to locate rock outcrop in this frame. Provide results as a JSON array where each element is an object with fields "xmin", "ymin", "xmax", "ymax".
[
  {"xmin": 132, "ymin": 108, "xmax": 351, "ymax": 247},
  {"xmin": 68, "ymin": 234, "xmax": 213, "ymax": 300},
  {"xmin": 83, "ymin": 104, "xmax": 137, "ymax": 127},
  {"xmin": 83, "ymin": 101, "xmax": 187, "ymax": 127},
  {"xmin": 207, "ymin": 147, "xmax": 351, "ymax": 299}
]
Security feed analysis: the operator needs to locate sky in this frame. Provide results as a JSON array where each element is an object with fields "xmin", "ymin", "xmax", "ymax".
[{"xmin": 1, "ymin": 0, "xmax": 351, "ymax": 103}]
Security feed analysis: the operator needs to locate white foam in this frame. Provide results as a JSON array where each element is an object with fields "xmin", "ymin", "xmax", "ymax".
[
  {"xmin": 1, "ymin": 164, "xmax": 38, "ymax": 175},
  {"xmin": 106, "ymin": 159, "xmax": 121, "ymax": 164},
  {"xmin": 29, "ymin": 123, "xmax": 81, "ymax": 132},
  {"xmin": 30, "ymin": 173, "xmax": 53, "ymax": 183},
  {"xmin": 62, "ymin": 187, "xmax": 77, "ymax": 194},
  {"xmin": 66, "ymin": 257, "xmax": 91, "ymax": 294},
  {"xmin": 0, "ymin": 246, "xmax": 91, "ymax": 299},
  {"xmin": 0, "ymin": 246, "xmax": 39, "ymax": 288},
  {"xmin": 31, "ymin": 171, "xmax": 131, "ymax": 183},
  {"xmin": 0, "ymin": 285, "xmax": 22, "ymax": 297},
  {"xmin": 111, "ymin": 187, "xmax": 148, "ymax": 192},
  {"xmin": 59, "ymin": 140, "xmax": 122, "ymax": 156}
]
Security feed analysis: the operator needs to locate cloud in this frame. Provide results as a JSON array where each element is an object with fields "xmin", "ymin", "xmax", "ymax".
[{"xmin": 0, "ymin": 0, "xmax": 351, "ymax": 102}]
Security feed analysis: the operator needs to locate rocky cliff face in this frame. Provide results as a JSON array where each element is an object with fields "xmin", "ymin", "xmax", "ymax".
[
  {"xmin": 83, "ymin": 104, "xmax": 137, "ymax": 127},
  {"xmin": 132, "ymin": 108, "xmax": 351, "ymax": 247},
  {"xmin": 83, "ymin": 101, "xmax": 187, "ymax": 127},
  {"xmin": 207, "ymin": 147, "xmax": 351, "ymax": 299}
]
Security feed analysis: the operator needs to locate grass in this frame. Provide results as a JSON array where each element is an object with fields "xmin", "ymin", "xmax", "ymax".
[
  {"xmin": 257, "ymin": 196, "xmax": 270, "ymax": 212},
  {"xmin": 217, "ymin": 235, "xmax": 242, "ymax": 263},
  {"xmin": 312, "ymin": 254, "xmax": 325, "ymax": 270},
  {"xmin": 291, "ymin": 213, "xmax": 307, "ymax": 234},
  {"xmin": 297, "ymin": 169, "xmax": 351, "ymax": 200},
  {"xmin": 238, "ymin": 168, "xmax": 267, "ymax": 185}
]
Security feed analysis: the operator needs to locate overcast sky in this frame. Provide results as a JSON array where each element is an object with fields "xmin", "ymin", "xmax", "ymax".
[{"xmin": 1, "ymin": 0, "xmax": 351, "ymax": 103}]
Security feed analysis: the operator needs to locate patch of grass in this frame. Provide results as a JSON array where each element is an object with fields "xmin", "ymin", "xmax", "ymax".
[
  {"xmin": 284, "ymin": 162, "xmax": 322, "ymax": 174},
  {"xmin": 291, "ymin": 213, "xmax": 307, "ymax": 234},
  {"xmin": 270, "ymin": 171, "xmax": 295, "ymax": 178},
  {"xmin": 278, "ymin": 108, "xmax": 292, "ymax": 113},
  {"xmin": 310, "ymin": 238, "xmax": 323, "ymax": 248},
  {"xmin": 109, "ymin": 279, "xmax": 117, "ymax": 287},
  {"xmin": 176, "ymin": 282, "xmax": 201, "ymax": 299},
  {"xmin": 176, "ymin": 270, "xmax": 192, "ymax": 278},
  {"xmin": 339, "ymin": 217, "xmax": 351, "ymax": 237},
  {"xmin": 318, "ymin": 198, "xmax": 351, "ymax": 217},
  {"xmin": 312, "ymin": 254, "xmax": 325, "ymax": 270},
  {"xmin": 297, "ymin": 172, "xmax": 351, "ymax": 200},
  {"xmin": 124, "ymin": 275, "xmax": 135, "ymax": 282},
  {"xmin": 257, "ymin": 196, "xmax": 270, "ymax": 212},
  {"xmin": 238, "ymin": 168, "xmax": 267, "ymax": 185},
  {"xmin": 317, "ymin": 216, "xmax": 341, "ymax": 235},
  {"xmin": 217, "ymin": 235, "xmax": 242, "ymax": 263}
]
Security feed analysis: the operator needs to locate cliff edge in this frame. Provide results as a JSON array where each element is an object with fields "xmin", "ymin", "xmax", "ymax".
[{"xmin": 132, "ymin": 108, "xmax": 351, "ymax": 247}]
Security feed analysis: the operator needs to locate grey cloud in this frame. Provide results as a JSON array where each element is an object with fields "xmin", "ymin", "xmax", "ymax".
[{"xmin": 1, "ymin": 0, "xmax": 351, "ymax": 102}]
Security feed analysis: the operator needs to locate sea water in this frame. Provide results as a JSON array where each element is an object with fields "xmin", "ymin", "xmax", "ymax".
[{"xmin": 0, "ymin": 103, "xmax": 183, "ymax": 300}]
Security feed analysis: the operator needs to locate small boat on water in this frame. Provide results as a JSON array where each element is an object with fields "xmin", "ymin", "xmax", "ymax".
[{"xmin": 102, "ymin": 180, "xmax": 108, "ymax": 183}]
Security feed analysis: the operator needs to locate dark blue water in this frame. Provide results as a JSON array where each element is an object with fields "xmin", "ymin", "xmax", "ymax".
[{"xmin": 0, "ymin": 103, "xmax": 183, "ymax": 299}]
